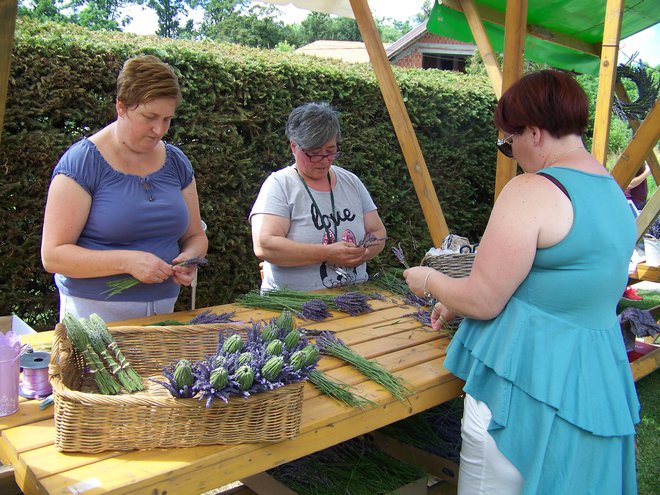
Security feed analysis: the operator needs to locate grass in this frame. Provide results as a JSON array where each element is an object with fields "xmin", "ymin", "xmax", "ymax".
[
  {"xmin": 636, "ymin": 370, "xmax": 659, "ymax": 495},
  {"xmin": 615, "ymin": 286, "xmax": 660, "ymax": 494}
]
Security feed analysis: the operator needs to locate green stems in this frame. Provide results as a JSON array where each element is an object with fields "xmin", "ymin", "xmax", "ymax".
[{"xmin": 308, "ymin": 370, "xmax": 376, "ymax": 409}]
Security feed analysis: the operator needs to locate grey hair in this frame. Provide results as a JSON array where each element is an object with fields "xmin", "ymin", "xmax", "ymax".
[{"xmin": 285, "ymin": 102, "xmax": 341, "ymax": 150}]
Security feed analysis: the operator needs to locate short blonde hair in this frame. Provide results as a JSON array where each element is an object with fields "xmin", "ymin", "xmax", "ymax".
[{"xmin": 116, "ymin": 55, "xmax": 181, "ymax": 109}]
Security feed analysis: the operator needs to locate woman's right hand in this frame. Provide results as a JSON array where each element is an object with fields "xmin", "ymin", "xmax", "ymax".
[
  {"xmin": 128, "ymin": 252, "xmax": 174, "ymax": 284},
  {"xmin": 325, "ymin": 241, "xmax": 367, "ymax": 268}
]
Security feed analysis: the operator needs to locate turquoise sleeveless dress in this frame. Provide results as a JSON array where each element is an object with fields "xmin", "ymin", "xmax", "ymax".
[{"xmin": 444, "ymin": 167, "xmax": 640, "ymax": 494}]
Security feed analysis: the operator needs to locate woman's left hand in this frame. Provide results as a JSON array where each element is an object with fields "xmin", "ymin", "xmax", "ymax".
[
  {"xmin": 403, "ymin": 266, "xmax": 436, "ymax": 297},
  {"xmin": 171, "ymin": 254, "xmax": 199, "ymax": 286},
  {"xmin": 431, "ymin": 302, "xmax": 456, "ymax": 331}
]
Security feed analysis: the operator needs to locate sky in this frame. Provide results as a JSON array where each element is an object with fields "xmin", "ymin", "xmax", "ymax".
[{"xmin": 123, "ymin": 1, "xmax": 660, "ymax": 67}]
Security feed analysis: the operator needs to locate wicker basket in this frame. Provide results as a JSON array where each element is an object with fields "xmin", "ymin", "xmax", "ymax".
[
  {"xmin": 421, "ymin": 252, "xmax": 475, "ymax": 278},
  {"xmin": 49, "ymin": 323, "xmax": 305, "ymax": 453}
]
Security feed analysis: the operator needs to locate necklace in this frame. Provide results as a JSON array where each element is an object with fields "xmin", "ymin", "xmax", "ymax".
[
  {"xmin": 294, "ymin": 167, "xmax": 338, "ymax": 242},
  {"xmin": 546, "ymin": 145, "xmax": 584, "ymax": 167}
]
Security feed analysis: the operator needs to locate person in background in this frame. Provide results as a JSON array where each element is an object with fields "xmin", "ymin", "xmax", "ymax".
[
  {"xmin": 41, "ymin": 55, "xmax": 208, "ymax": 323},
  {"xmin": 250, "ymin": 102, "xmax": 386, "ymax": 291},
  {"xmin": 625, "ymin": 161, "xmax": 651, "ymax": 212},
  {"xmin": 623, "ymin": 162, "xmax": 651, "ymax": 300},
  {"xmin": 404, "ymin": 70, "xmax": 639, "ymax": 494}
]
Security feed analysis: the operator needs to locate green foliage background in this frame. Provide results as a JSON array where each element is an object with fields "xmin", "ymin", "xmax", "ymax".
[{"xmin": 0, "ymin": 19, "xmax": 498, "ymax": 329}]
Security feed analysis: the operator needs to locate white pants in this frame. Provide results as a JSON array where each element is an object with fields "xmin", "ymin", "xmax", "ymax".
[
  {"xmin": 59, "ymin": 293, "xmax": 177, "ymax": 323},
  {"xmin": 458, "ymin": 394, "xmax": 524, "ymax": 495}
]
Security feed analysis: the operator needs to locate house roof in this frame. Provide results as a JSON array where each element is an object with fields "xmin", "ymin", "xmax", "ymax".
[
  {"xmin": 295, "ymin": 40, "xmax": 392, "ymax": 64},
  {"xmin": 385, "ymin": 20, "xmax": 429, "ymax": 59}
]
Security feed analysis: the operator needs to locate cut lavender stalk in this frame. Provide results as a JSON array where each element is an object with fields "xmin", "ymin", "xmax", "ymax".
[
  {"xmin": 392, "ymin": 243, "xmax": 410, "ymax": 269},
  {"xmin": 358, "ymin": 232, "xmax": 387, "ymax": 248}
]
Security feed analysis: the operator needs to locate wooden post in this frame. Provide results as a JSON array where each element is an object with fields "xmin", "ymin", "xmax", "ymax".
[
  {"xmin": 591, "ymin": 0, "xmax": 624, "ymax": 165},
  {"xmin": 458, "ymin": 0, "xmax": 502, "ymax": 99},
  {"xmin": 494, "ymin": 0, "xmax": 527, "ymax": 199},
  {"xmin": 610, "ymin": 98, "xmax": 660, "ymax": 190},
  {"xmin": 614, "ymin": 82, "xmax": 660, "ymax": 185},
  {"xmin": 0, "ymin": 0, "xmax": 18, "ymax": 147},
  {"xmin": 349, "ymin": 0, "xmax": 449, "ymax": 247}
]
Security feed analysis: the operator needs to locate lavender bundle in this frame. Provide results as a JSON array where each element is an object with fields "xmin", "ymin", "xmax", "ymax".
[
  {"xmin": 188, "ymin": 310, "xmax": 238, "ymax": 325},
  {"xmin": 308, "ymin": 369, "xmax": 377, "ymax": 409},
  {"xmin": 371, "ymin": 268, "xmax": 432, "ymax": 307},
  {"xmin": 152, "ymin": 314, "xmax": 320, "ymax": 407},
  {"xmin": 316, "ymin": 331, "xmax": 411, "ymax": 403},
  {"xmin": 236, "ymin": 288, "xmax": 373, "ymax": 321},
  {"xmin": 103, "ymin": 256, "xmax": 209, "ymax": 298}
]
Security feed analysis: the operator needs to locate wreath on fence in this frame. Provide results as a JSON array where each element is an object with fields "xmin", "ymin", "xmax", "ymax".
[{"xmin": 613, "ymin": 62, "xmax": 659, "ymax": 121}]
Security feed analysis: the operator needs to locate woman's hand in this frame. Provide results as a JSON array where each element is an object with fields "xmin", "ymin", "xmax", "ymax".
[
  {"xmin": 431, "ymin": 302, "xmax": 455, "ymax": 331},
  {"xmin": 170, "ymin": 253, "xmax": 199, "ymax": 286},
  {"xmin": 325, "ymin": 241, "xmax": 367, "ymax": 268},
  {"xmin": 403, "ymin": 266, "xmax": 436, "ymax": 297},
  {"xmin": 129, "ymin": 252, "xmax": 174, "ymax": 284}
]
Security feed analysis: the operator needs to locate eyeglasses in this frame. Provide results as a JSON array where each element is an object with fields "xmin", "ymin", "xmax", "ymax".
[
  {"xmin": 300, "ymin": 146, "xmax": 341, "ymax": 163},
  {"xmin": 496, "ymin": 134, "xmax": 514, "ymax": 158}
]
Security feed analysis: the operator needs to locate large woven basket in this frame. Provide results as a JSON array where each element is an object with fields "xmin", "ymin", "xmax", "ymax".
[
  {"xmin": 421, "ymin": 253, "xmax": 475, "ymax": 278},
  {"xmin": 49, "ymin": 322, "xmax": 305, "ymax": 453}
]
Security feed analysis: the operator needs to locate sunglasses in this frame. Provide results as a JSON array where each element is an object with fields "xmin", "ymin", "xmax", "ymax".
[{"xmin": 496, "ymin": 134, "xmax": 514, "ymax": 158}]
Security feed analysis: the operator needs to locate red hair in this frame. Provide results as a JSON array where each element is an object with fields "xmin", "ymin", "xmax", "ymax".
[{"xmin": 494, "ymin": 70, "xmax": 589, "ymax": 138}]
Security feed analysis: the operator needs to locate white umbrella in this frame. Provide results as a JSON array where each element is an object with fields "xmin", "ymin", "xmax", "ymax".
[{"xmin": 258, "ymin": 0, "xmax": 356, "ymax": 18}]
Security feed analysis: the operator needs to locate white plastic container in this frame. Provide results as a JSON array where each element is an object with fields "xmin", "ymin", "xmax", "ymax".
[{"xmin": 643, "ymin": 236, "xmax": 660, "ymax": 267}]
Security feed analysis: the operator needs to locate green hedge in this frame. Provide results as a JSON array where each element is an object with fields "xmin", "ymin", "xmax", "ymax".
[{"xmin": 0, "ymin": 19, "xmax": 498, "ymax": 329}]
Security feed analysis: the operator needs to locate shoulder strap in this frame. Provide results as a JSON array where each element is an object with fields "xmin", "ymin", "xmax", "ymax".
[{"xmin": 537, "ymin": 172, "xmax": 570, "ymax": 200}]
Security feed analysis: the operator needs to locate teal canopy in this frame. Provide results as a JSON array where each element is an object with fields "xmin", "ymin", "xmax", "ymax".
[{"xmin": 428, "ymin": 0, "xmax": 660, "ymax": 75}]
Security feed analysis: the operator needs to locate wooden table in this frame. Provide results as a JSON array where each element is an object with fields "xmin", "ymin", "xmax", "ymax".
[
  {"xmin": 630, "ymin": 262, "xmax": 660, "ymax": 283},
  {"xmin": 0, "ymin": 293, "xmax": 464, "ymax": 495}
]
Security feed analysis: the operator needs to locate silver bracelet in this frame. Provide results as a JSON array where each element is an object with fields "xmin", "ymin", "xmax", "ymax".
[{"xmin": 423, "ymin": 271, "xmax": 433, "ymax": 299}]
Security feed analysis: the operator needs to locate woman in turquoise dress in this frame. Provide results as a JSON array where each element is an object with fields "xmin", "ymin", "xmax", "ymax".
[{"xmin": 404, "ymin": 70, "xmax": 640, "ymax": 494}]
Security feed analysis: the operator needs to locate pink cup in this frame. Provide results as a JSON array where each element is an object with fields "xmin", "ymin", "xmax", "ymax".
[
  {"xmin": 0, "ymin": 353, "xmax": 20, "ymax": 417},
  {"xmin": 0, "ymin": 330, "xmax": 21, "ymax": 417}
]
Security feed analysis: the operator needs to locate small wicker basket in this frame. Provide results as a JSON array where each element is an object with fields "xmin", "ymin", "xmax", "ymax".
[
  {"xmin": 421, "ymin": 253, "xmax": 475, "ymax": 278},
  {"xmin": 49, "ymin": 323, "xmax": 305, "ymax": 453}
]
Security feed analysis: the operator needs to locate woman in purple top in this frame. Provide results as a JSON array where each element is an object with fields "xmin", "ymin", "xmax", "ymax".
[{"xmin": 41, "ymin": 55, "xmax": 207, "ymax": 322}]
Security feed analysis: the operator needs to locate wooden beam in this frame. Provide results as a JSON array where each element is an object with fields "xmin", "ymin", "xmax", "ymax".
[
  {"xmin": 636, "ymin": 186, "xmax": 660, "ymax": 241},
  {"xmin": 494, "ymin": 0, "xmax": 526, "ymax": 199},
  {"xmin": 349, "ymin": 0, "xmax": 449, "ymax": 246},
  {"xmin": 610, "ymin": 98, "xmax": 660, "ymax": 190},
  {"xmin": 458, "ymin": 0, "xmax": 502, "ymax": 99},
  {"xmin": 440, "ymin": 0, "xmax": 600, "ymax": 57},
  {"xmin": 0, "ymin": 0, "xmax": 18, "ymax": 146},
  {"xmin": 592, "ymin": 0, "xmax": 624, "ymax": 165},
  {"xmin": 614, "ymin": 82, "xmax": 660, "ymax": 185}
]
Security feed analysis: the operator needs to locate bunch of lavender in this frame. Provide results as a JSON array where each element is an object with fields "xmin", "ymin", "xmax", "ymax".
[
  {"xmin": 332, "ymin": 292, "xmax": 372, "ymax": 316},
  {"xmin": 357, "ymin": 232, "xmax": 387, "ymax": 248},
  {"xmin": 298, "ymin": 299, "xmax": 333, "ymax": 321},
  {"xmin": 103, "ymin": 256, "xmax": 209, "ymax": 298},
  {"xmin": 236, "ymin": 288, "xmax": 373, "ymax": 321},
  {"xmin": 316, "ymin": 331, "xmax": 411, "ymax": 403},
  {"xmin": 154, "ymin": 316, "xmax": 320, "ymax": 406},
  {"xmin": 152, "ymin": 361, "xmax": 197, "ymax": 398},
  {"xmin": 188, "ymin": 310, "xmax": 238, "ymax": 325},
  {"xmin": 370, "ymin": 268, "xmax": 432, "ymax": 308},
  {"xmin": 403, "ymin": 309, "xmax": 432, "ymax": 327}
]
